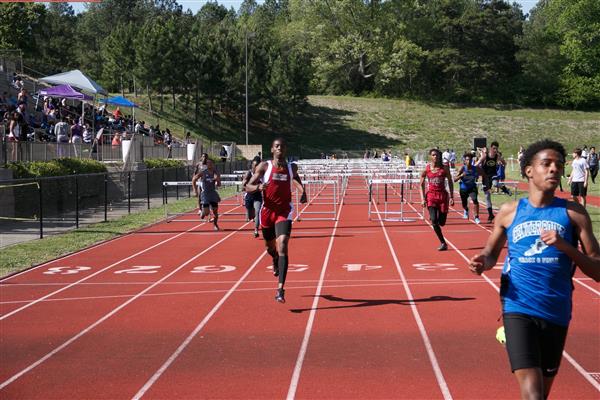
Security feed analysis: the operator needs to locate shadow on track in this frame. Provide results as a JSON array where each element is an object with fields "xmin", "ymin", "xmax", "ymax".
[{"xmin": 290, "ymin": 294, "xmax": 475, "ymax": 313}]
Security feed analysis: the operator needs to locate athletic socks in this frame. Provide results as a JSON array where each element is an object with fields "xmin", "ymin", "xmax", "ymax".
[
  {"xmin": 278, "ymin": 255, "xmax": 288, "ymax": 286},
  {"xmin": 432, "ymin": 224, "xmax": 445, "ymax": 246}
]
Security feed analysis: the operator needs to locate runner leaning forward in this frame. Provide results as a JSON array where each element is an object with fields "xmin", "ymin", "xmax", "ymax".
[
  {"xmin": 192, "ymin": 158, "xmax": 221, "ymax": 231},
  {"xmin": 246, "ymin": 138, "xmax": 307, "ymax": 303}
]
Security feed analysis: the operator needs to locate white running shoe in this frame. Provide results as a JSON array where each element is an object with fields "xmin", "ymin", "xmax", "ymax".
[
  {"xmin": 463, "ymin": 210, "xmax": 469, "ymax": 219},
  {"xmin": 474, "ymin": 216, "xmax": 481, "ymax": 224}
]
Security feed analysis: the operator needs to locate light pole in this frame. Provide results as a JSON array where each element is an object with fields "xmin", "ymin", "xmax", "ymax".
[{"xmin": 245, "ymin": 31, "xmax": 255, "ymax": 146}]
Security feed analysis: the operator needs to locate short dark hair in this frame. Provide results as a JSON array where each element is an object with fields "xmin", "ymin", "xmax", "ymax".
[
  {"xmin": 520, "ymin": 140, "xmax": 566, "ymax": 178},
  {"xmin": 463, "ymin": 152, "xmax": 472, "ymax": 159},
  {"xmin": 573, "ymin": 148, "xmax": 582, "ymax": 157},
  {"xmin": 429, "ymin": 148, "xmax": 443, "ymax": 168},
  {"xmin": 272, "ymin": 137, "xmax": 286, "ymax": 146},
  {"xmin": 491, "ymin": 141, "xmax": 499, "ymax": 148}
]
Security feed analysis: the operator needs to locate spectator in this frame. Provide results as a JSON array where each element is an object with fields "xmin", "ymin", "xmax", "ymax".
[
  {"xmin": 54, "ymin": 117, "xmax": 70, "ymax": 157},
  {"xmin": 17, "ymin": 88, "xmax": 28, "ymax": 105},
  {"xmin": 588, "ymin": 146, "xmax": 598, "ymax": 184},
  {"xmin": 185, "ymin": 131, "xmax": 192, "ymax": 144},
  {"xmin": 8, "ymin": 112, "xmax": 22, "ymax": 161},
  {"xmin": 70, "ymin": 120, "xmax": 83, "ymax": 157},
  {"xmin": 449, "ymin": 149, "xmax": 457, "ymax": 168},
  {"xmin": 82, "ymin": 123, "xmax": 93, "ymax": 144},
  {"xmin": 112, "ymin": 130, "xmax": 122, "ymax": 147},
  {"xmin": 568, "ymin": 148, "xmax": 589, "ymax": 207},
  {"xmin": 442, "ymin": 148, "xmax": 451, "ymax": 166},
  {"xmin": 113, "ymin": 107, "xmax": 122, "ymax": 121},
  {"xmin": 220, "ymin": 145, "xmax": 228, "ymax": 162},
  {"xmin": 581, "ymin": 145, "xmax": 588, "ymax": 160}
]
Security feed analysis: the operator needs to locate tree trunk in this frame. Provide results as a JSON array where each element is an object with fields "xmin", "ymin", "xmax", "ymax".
[
  {"xmin": 147, "ymin": 85, "xmax": 153, "ymax": 112},
  {"xmin": 160, "ymin": 86, "xmax": 164, "ymax": 113},
  {"xmin": 194, "ymin": 85, "xmax": 199, "ymax": 124}
]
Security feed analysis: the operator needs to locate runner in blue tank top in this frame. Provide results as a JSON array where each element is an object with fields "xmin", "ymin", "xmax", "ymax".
[{"xmin": 469, "ymin": 140, "xmax": 600, "ymax": 400}]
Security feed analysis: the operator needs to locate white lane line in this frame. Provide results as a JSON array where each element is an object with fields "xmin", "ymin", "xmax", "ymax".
[
  {"xmin": 130, "ymin": 250, "xmax": 267, "ymax": 399},
  {"xmin": 0, "ymin": 206, "xmax": 244, "ymax": 320},
  {"xmin": 0, "ymin": 280, "xmax": 492, "ymax": 305},
  {"xmin": 132, "ymin": 177, "xmax": 332, "ymax": 399},
  {"xmin": 0, "ymin": 200, "xmax": 242, "ymax": 282},
  {"xmin": 286, "ymin": 184, "xmax": 347, "ymax": 400},
  {"xmin": 409, "ymin": 201, "xmax": 600, "ymax": 392},
  {"xmin": 374, "ymin": 200, "xmax": 453, "ymax": 400},
  {"xmin": 0, "ymin": 220, "xmax": 252, "ymax": 390},
  {"xmin": 446, "ymin": 200, "xmax": 600, "ymax": 298}
]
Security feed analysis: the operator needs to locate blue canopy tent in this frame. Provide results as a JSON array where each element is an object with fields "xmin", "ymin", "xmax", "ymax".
[
  {"xmin": 99, "ymin": 96, "xmax": 139, "ymax": 129},
  {"xmin": 100, "ymin": 96, "xmax": 138, "ymax": 108}
]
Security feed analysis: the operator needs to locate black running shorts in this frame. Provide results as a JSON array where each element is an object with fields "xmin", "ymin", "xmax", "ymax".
[
  {"xmin": 262, "ymin": 220, "xmax": 292, "ymax": 241},
  {"xmin": 503, "ymin": 313, "xmax": 568, "ymax": 377}
]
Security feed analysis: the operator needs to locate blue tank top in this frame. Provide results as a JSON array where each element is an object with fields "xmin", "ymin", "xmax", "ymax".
[
  {"xmin": 459, "ymin": 165, "xmax": 478, "ymax": 190},
  {"xmin": 502, "ymin": 198, "xmax": 575, "ymax": 326}
]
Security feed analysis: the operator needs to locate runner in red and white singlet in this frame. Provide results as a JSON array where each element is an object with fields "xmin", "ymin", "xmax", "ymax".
[
  {"xmin": 420, "ymin": 148, "xmax": 454, "ymax": 250},
  {"xmin": 246, "ymin": 138, "xmax": 307, "ymax": 303}
]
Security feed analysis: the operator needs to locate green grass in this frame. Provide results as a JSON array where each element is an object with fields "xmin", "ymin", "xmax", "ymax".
[
  {"xmin": 488, "ymin": 172, "xmax": 600, "ymax": 238},
  {"xmin": 120, "ymin": 92, "xmax": 600, "ymax": 160},
  {"xmin": 0, "ymin": 186, "xmax": 237, "ymax": 277}
]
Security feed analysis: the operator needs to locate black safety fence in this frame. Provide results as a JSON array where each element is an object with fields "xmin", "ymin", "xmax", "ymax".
[{"xmin": 0, "ymin": 161, "xmax": 249, "ymax": 247}]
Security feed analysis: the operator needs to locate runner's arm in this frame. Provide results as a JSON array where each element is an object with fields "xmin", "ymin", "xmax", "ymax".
[
  {"xmin": 214, "ymin": 171, "xmax": 221, "ymax": 187},
  {"xmin": 543, "ymin": 202, "xmax": 600, "ymax": 281},
  {"xmin": 292, "ymin": 164, "xmax": 307, "ymax": 203},
  {"xmin": 191, "ymin": 173, "xmax": 201, "ymax": 196},
  {"xmin": 245, "ymin": 162, "xmax": 268, "ymax": 192},
  {"xmin": 445, "ymin": 166, "xmax": 454, "ymax": 202},
  {"xmin": 469, "ymin": 202, "xmax": 515, "ymax": 274},
  {"xmin": 420, "ymin": 170, "xmax": 427, "ymax": 206}
]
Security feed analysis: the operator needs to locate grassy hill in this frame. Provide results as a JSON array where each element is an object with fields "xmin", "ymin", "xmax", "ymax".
[{"xmin": 127, "ymin": 93, "xmax": 599, "ymax": 159}]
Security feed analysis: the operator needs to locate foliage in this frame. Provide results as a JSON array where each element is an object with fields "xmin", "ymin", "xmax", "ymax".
[
  {"xmin": 144, "ymin": 158, "xmax": 185, "ymax": 169},
  {"xmin": 7, "ymin": 159, "xmax": 107, "ymax": 178}
]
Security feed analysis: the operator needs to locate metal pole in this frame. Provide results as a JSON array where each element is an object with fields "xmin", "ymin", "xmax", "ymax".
[
  {"xmin": 75, "ymin": 176, "xmax": 79, "ymax": 228},
  {"xmin": 245, "ymin": 32, "xmax": 249, "ymax": 146},
  {"xmin": 128, "ymin": 171, "xmax": 131, "ymax": 214},
  {"xmin": 38, "ymin": 179, "xmax": 43, "ymax": 239},
  {"xmin": 146, "ymin": 168, "xmax": 151, "ymax": 209},
  {"xmin": 104, "ymin": 173, "xmax": 108, "ymax": 222}
]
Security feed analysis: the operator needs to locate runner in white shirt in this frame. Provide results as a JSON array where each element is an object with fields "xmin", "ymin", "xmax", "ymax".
[{"xmin": 567, "ymin": 148, "xmax": 589, "ymax": 207}]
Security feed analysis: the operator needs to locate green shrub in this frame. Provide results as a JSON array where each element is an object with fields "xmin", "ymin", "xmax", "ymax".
[
  {"xmin": 6, "ymin": 159, "xmax": 107, "ymax": 178},
  {"xmin": 145, "ymin": 159, "xmax": 185, "ymax": 169}
]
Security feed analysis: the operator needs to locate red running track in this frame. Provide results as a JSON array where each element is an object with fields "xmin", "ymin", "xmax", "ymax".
[{"xmin": 0, "ymin": 179, "xmax": 599, "ymax": 399}]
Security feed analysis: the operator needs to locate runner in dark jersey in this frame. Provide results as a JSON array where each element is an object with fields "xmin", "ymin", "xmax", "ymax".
[
  {"xmin": 246, "ymin": 138, "xmax": 307, "ymax": 303},
  {"xmin": 478, "ymin": 141, "xmax": 511, "ymax": 223},
  {"xmin": 454, "ymin": 152, "xmax": 484, "ymax": 224},
  {"xmin": 192, "ymin": 159, "xmax": 221, "ymax": 231},
  {"xmin": 242, "ymin": 158, "xmax": 263, "ymax": 238},
  {"xmin": 470, "ymin": 139, "xmax": 600, "ymax": 400},
  {"xmin": 420, "ymin": 148, "xmax": 454, "ymax": 251}
]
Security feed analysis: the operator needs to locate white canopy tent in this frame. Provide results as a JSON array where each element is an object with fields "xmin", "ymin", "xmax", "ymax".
[
  {"xmin": 39, "ymin": 69, "xmax": 107, "ymax": 95},
  {"xmin": 40, "ymin": 69, "xmax": 107, "ymax": 131}
]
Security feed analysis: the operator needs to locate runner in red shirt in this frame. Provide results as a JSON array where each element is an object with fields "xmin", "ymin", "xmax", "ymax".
[
  {"xmin": 246, "ymin": 138, "xmax": 307, "ymax": 303},
  {"xmin": 420, "ymin": 148, "xmax": 454, "ymax": 250}
]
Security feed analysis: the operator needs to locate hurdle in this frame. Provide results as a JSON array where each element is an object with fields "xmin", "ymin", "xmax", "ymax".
[
  {"xmin": 368, "ymin": 178, "xmax": 425, "ymax": 222},
  {"xmin": 297, "ymin": 179, "xmax": 338, "ymax": 221}
]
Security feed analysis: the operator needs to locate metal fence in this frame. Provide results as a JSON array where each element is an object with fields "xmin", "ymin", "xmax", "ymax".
[{"xmin": 0, "ymin": 162, "xmax": 249, "ymax": 247}]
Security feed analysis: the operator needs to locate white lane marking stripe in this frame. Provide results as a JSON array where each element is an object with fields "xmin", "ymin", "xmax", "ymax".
[
  {"xmin": 0, "ymin": 221, "xmax": 251, "ymax": 390},
  {"xmin": 286, "ymin": 183, "xmax": 347, "ymax": 400},
  {"xmin": 0, "ymin": 200, "xmax": 242, "ymax": 282},
  {"xmin": 0, "ymin": 206, "xmax": 243, "ymax": 320},
  {"xmin": 374, "ymin": 200, "xmax": 453, "ymax": 400},
  {"xmin": 131, "ymin": 251, "xmax": 267, "ymax": 400},
  {"xmin": 132, "ymin": 176, "xmax": 332, "ymax": 399},
  {"xmin": 409, "ymin": 201, "xmax": 600, "ymax": 392}
]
